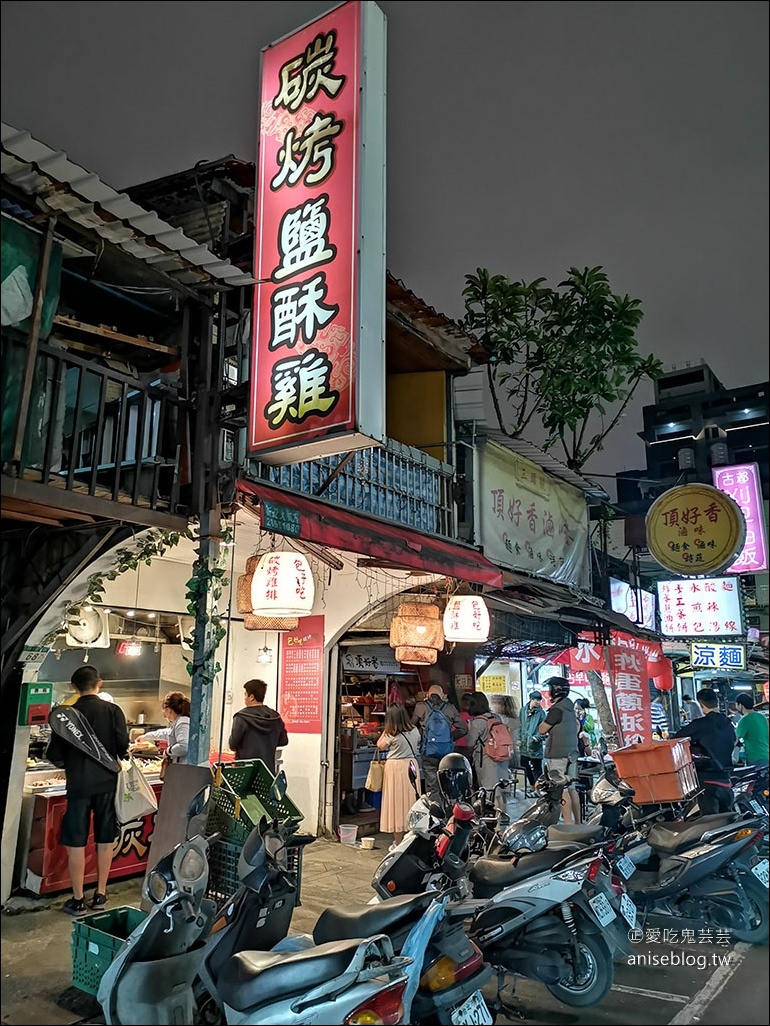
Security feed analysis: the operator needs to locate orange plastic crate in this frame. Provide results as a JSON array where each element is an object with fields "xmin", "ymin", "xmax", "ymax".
[
  {"xmin": 612, "ymin": 738, "xmax": 693, "ymax": 778},
  {"xmin": 622, "ymin": 762, "xmax": 699, "ymax": 802}
]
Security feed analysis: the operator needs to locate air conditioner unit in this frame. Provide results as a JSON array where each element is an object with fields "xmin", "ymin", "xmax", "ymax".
[
  {"xmin": 178, "ymin": 616, "xmax": 196, "ymax": 652},
  {"xmin": 65, "ymin": 607, "xmax": 111, "ymax": 649}
]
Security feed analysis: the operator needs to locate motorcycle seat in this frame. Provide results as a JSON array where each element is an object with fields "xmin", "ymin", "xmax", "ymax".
[
  {"xmin": 469, "ymin": 848, "xmax": 566, "ymax": 899},
  {"xmin": 219, "ymin": 937, "xmax": 377, "ymax": 1012},
  {"xmin": 547, "ymin": 823, "xmax": 604, "ymax": 844},
  {"xmin": 647, "ymin": 813, "xmax": 738, "ymax": 854},
  {"xmin": 313, "ymin": 890, "xmax": 434, "ymax": 944}
]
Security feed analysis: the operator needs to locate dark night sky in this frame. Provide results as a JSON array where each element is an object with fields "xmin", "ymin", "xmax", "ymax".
[{"xmin": 1, "ymin": 1, "xmax": 767, "ymax": 484}]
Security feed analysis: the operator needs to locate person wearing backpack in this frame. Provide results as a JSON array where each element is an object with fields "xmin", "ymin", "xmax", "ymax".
[
  {"xmin": 466, "ymin": 691, "xmax": 513, "ymax": 818},
  {"xmin": 411, "ymin": 683, "xmax": 468, "ymax": 805}
]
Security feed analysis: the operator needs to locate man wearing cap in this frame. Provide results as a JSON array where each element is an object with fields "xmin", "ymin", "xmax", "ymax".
[
  {"xmin": 734, "ymin": 694, "xmax": 769, "ymax": 767},
  {"xmin": 411, "ymin": 683, "xmax": 468, "ymax": 805},
  {"xmin": 519, "ymin": 691, "xmax": 546, "ymax": 796}
]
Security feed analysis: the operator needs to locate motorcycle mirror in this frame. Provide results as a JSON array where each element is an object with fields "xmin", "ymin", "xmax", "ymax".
[
  {"xmin": 599, "ymin": 737, "xmax": 608, "ymax": 758},
  {"xmin": 269, "ymin": 769, "xmax": 288, "ymax": 805},
  {"xmin": 185, "ymin": 784, "xmax": 211, "ymax": 840}
]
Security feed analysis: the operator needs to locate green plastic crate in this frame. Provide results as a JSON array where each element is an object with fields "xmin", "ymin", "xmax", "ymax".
[
  {"xmin": 206, "ymin": 836, "xmax": 305, "ymax": 908},
  {"xmin": 71, "ymin": 906, "xmax": 146, "ymax": 996},
  {"xmin": 211, "ymin": 759, "xmax": 304, "ymax": 821},
  {"xmin": 206, "ymin": 760, "xmax": 303, "ymax": 845}
]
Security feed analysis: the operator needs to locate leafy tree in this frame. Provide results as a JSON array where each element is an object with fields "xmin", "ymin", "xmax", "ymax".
[{"xmin": 462, "ymin": 266, "xmax": 664, "ymax": 470}]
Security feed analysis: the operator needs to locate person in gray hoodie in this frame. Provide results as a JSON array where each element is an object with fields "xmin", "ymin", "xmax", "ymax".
[{"xmin": 229, "ymin": 679, "xmax": 288, "ymax": 772}]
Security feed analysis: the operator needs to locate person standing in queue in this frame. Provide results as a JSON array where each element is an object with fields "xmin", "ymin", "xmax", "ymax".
[
  {"xmin": 466, "ymin": 691, "xmax": 511, "ymax": 820},
  {"xmin": 376, "ymin": 703, "xmax": 422, "ymax": 850},
  {"xmin": 131, "ymin": 691, "xmax": 190, "ymax": 765},
  {"xmin": 734, "ymin": 693, "xmax": 768, "ymax": 767},
  {"xmin": 673, "ymin": 687, "xmax": 736, "ymax": 813},
  {"xmin": 411, "ymin": 683, "xmax": 468, "ymax": 806},
  {"xmin": 519, "ymin": 691, "xmax": 546, "ymax": 796},
  {"xmin": 538, "ymin": 676, "xmax": 581, "ymax": 824},
  {"xmin": 45, "ymin": 666, "xmax": 129, "ymax": 915},
  {"xmin": 229, "ymin": 678, "xmax": 288, "ymax": 773}
]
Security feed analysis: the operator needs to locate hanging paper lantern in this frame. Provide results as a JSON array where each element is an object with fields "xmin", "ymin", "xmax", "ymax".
[
  {"xmin": 389, "ymin": 602, "xmax": 444, "ymax": 649},
  {"xmin": 251, "ymin": 551, "xmax": 315, "ymax": 617},
  {"xmin": 395, "ymin": 645, "xmax": 438, "ymax": 665},
  {"xmin": 652, "ymin": 660, "xmax": 675, "ymax": 692},
  {"xmin": 243, "ymin": 614, "xmax": 299, "ymax": 631},
  {"xmin": 443, "ymin": 595, "xmax": 490, "ymax": 643},
  {"xmin": 236, "ymin": 555, "xmax": 262, "ymax": 614}
]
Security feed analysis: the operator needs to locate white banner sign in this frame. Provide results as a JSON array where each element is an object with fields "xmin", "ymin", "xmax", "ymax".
[{"xmin": 478, "ymin": 440, "xmax": 590, "ymax": 590}]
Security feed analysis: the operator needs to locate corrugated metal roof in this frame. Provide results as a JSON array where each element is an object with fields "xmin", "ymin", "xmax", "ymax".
[
  {"xmin": 481, "ymin": 428, "xmax": 609, "ymax": 498},
  {"xmin": 0, "ymin": 123, "xmax": 257, "ymax": 291}
]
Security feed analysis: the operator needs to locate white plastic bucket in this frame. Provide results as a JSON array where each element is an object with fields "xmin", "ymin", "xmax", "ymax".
[{"xmin": 338, "ymin": 824, "xmax": 358, "ymax": 845}]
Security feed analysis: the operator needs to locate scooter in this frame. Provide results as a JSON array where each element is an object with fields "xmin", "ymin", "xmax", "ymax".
[
  {"xmin": 460, "ymin": 839, "xmax": 636, "ymax": 1010},
  {"xmin": 98, "ymin": 784, "xmax": 414, "ymax": 1026},
  {"xmin": 372, "ymin": 773, "xmax": 634, "ymax": 1010},
  {"xmin": 586, "ymin": 762, "xmax": 770, "ymax": 944},
  {"xmin": 101, "ymin": 777, "xmax": 494, "ymax": 1025},
  {"xmin": 202, "ymin": 811, "xmax": 493, "ymax": 1025}
]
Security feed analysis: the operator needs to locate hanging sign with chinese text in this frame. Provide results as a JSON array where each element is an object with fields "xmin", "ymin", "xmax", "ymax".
[
  {"xmin": 249, "ymin": 1, "xmax": 387, "ymax": 464},
  {"xmin": 712, "ymin": 463, "xmax": 768, "ymax": 574},
  {"xmin": 657, "ymin": 577, "xmax": 744, "ymax": 638},
  {"xmin": 690, "ymin": 642, "xmax": 746, "ymax": 671},
  {"xmin": 478, "ymin": 440, "xmax": 590, "ymax": 590},
  {"xmin": 278, "ymin": 615, "xmax": 325, "ymax": 733},
  {"xmin": 645, "ymin": 483, "xmax": 746, "ymax": 576},
  {"xmin": 605, "ymin": 646, "xmax": 652, "ymax": 744}
]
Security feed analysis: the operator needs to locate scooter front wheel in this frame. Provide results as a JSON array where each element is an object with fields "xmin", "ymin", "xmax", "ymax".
[
  {"xmin": 544, "ymin": 931, "xmax": 614, "ymax": 1008},
  {"xmin": 731, "ymin": 875, "xmax": 770, "ymax": 944}
]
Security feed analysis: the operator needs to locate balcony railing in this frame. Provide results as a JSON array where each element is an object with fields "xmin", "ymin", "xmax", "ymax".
[
  {"xmin": 247, "ymin": 436, "xmax": 456, "ymax": 538},
  {"xmin": 2, "ymin": 338, "xmax": 182, "ymax": 513}
]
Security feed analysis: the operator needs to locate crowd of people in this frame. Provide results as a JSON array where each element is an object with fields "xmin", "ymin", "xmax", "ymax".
[{"xmin": 48, "ymin": 661, "xmax": 767, "ymax": 912}]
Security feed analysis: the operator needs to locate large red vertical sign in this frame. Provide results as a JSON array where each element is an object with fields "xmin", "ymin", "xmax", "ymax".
[
  {"xmin": 250, "ymin": 1, "xmax": 362, "ymax": 457},
  {"xmin": 278, "ymin": 615, "xmax": 325, "ymax": 733},
  {"xmin": 606, "ymin": 646, "xmax": 652, "ymax": 745}
]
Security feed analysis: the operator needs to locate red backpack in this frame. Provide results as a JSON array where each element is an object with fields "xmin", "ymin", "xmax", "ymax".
[{"xmin": 483, "ymin": 715, "xmax": 513, "ymax": 763}]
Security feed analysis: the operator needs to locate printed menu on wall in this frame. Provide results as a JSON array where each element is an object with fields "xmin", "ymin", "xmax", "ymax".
[{"xmin": 278, "ymin": 615, "xmax": 325, "ymax": 733}]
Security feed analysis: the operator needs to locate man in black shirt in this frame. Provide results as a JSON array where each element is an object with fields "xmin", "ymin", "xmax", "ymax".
[
  {"xmin": 46, "ymin": 666, "xmax": 129, "ymax": 915},
  {"xmin": 673, "ymin": 687, "xmax": 735, "ymax": 815}
]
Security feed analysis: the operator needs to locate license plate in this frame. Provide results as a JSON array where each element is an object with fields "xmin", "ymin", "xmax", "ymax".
[
  {"xmin": 451, "ymin": 989, "xmax": 493, "ymax": 1025},
  {"xmin": 751, "ymin": 859, "xmax": 769, "ymax": 888},
  {"xmin": 750, "ymin": 799, "xmax": 765, "ymax": 815},
  {"xmin": 620, "ymin": 893, "xmax": 637, "ymax": 928},
  {"xmin": 615, "ymin": 854, "xmax": 636, "ymax": 880},
  {"xmin": 589, "ymin": 892, "xmax": 617, "ymax": 927}
]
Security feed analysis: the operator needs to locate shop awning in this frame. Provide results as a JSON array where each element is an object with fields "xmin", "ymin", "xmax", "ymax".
[{"xmin": 236, "ymin": 479, "xmax": 504, "ymax": 588}]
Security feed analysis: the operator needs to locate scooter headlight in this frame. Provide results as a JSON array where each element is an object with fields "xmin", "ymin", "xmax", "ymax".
[
  {"xmin": 147, "ymin": 869, "xmax": 172, "ymax": 904},
  {"xmin": 178, "ymin": 847, "xmax": 207, "ymax": 882}
]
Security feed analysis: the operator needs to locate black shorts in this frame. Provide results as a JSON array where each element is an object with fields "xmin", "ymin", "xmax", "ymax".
[{"xmin": 60, "ymin": 791, "xmax": 118, "ymax": 847}]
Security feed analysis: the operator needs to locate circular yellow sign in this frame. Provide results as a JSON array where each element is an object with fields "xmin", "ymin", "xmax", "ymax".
[{"xmin": 645, "ymin": 483, "xmax": 746, "ymax": 576}]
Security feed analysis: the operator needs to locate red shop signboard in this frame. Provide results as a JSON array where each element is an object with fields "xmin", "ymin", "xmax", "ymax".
[{"xmin": 279, "ymin": 615, "xmax": 325, "ymax": 733}]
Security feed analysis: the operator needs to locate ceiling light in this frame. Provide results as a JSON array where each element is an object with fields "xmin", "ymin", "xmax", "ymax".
[
  {"xmin": 148, "ymin": 612, "xmax": 156, "ymax": 619},
  {"xmin": 127, "ymin": 609, "xmax": 136, "ymax": 617}
]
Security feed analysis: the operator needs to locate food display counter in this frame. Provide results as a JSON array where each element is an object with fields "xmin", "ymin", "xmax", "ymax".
[{"xmin": 18, "ymin": 760, "xmax": 163, "ymax": 895}]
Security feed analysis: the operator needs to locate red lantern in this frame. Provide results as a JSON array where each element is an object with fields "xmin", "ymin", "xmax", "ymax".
[{"xmin": 653, "ymin": 661, "xmax": 675, "ymax": 692}]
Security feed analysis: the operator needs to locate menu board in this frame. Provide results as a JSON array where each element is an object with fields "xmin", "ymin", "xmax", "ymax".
[{"xmin": 278, "ymin": 615, "xmax": 325, "ymax": 733}]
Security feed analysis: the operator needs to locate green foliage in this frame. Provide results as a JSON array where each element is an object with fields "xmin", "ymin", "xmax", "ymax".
[
  {"xmin": 462, "ymin": 265, "xmax": 664, "ymax": 469},
  {"xmin": 184, "ymin": 523, "xmax": 234, "ymax": 711}
]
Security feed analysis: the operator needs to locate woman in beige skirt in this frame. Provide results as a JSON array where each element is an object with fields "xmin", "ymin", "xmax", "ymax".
[{"xmin": 376, "ymin": 703, "xmax": 422, "ymax": 849}]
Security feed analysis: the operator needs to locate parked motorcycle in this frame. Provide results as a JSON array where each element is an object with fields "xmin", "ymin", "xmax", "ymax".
[
  {"xmin": 372, "ymin": 758, "xmax": 635, "ymax": 1011},
  {"xmin": 587, "ymin": 762, "xmax": 770, "ymax": 945},
  {"xmin": 100, "ymin": 775, "xmax": 494, "ymax": 1025}
]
